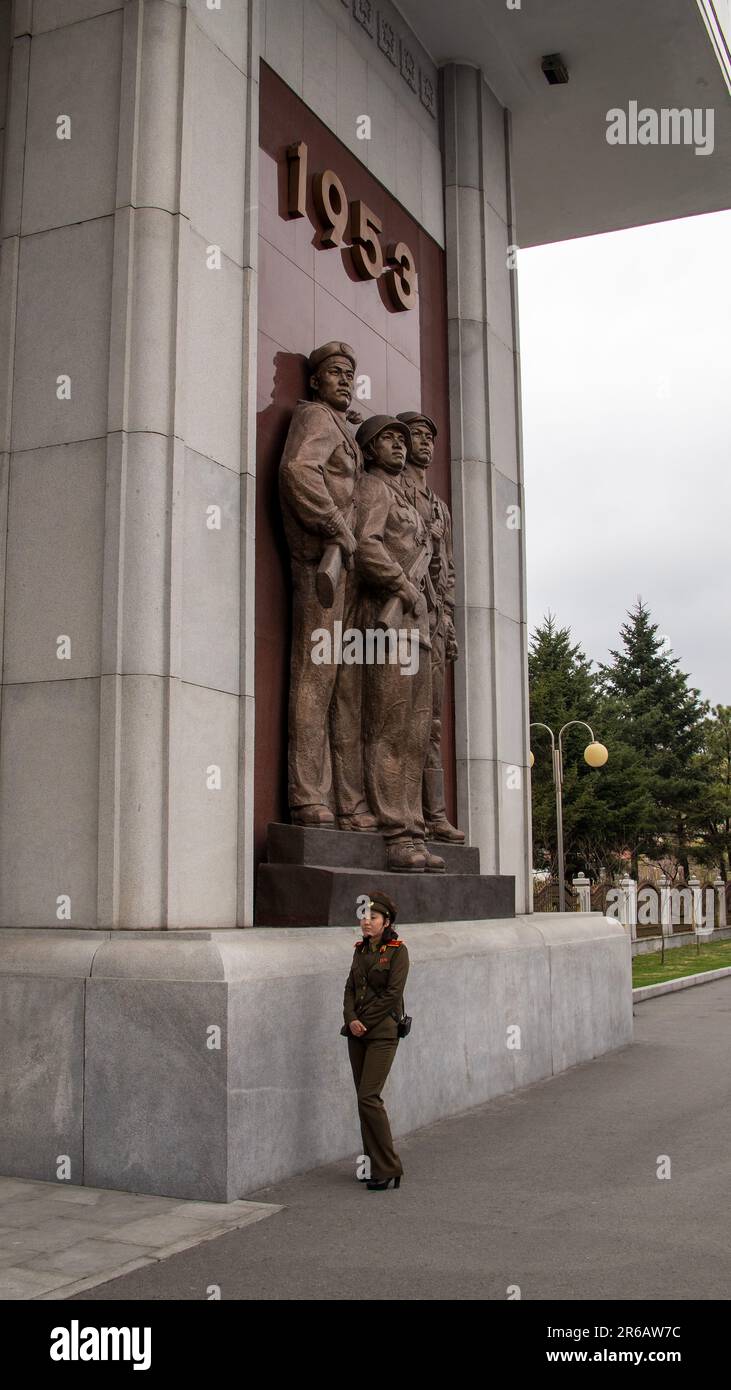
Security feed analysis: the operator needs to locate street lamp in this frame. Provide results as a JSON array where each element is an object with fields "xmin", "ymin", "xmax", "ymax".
[{"xmin": 529, "ymin": 720, "xmax": 609, "ymax": 912}]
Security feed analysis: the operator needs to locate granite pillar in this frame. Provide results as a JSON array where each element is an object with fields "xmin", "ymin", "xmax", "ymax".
[
  {"xmin": 0, "ymin": 0, "xmax": 260, "ymax": 930},
  {"xmin": 441, "ymin": 63, "xmax": 532, "ymax": 913}
]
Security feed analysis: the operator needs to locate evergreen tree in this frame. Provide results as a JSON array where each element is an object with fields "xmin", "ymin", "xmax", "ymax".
[
  {"xmin": 597, "ymin": 599, "xmax": 711, "ymax": 877},
  {"xmin": 528, "ymin": 612, "xmax": 654, "ymax": 881},
  {"xmin": 528, "ymin": 614, "xmax": 604, "ymax": 878},
  {"xmin": 587, "ymin": 688, "xmax": 659, "ymax": 880},
  {"xmin": 694, "ymin": 705, "xmax": 731, "ymax": 880}
]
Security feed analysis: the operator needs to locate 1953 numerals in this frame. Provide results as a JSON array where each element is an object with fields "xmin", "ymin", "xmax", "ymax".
[{"xmin": 286, "ymin": 141, "xmax": 417, "ymax": 312}]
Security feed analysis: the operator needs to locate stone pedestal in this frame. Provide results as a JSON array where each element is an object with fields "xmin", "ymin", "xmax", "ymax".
[
  {"xmin": 255, "ymin": 823, "xmax": 514, "ymax": 925},
  {"xmin": 0, "ymin": 915, "xmax": 632, "ymax": 1201}
]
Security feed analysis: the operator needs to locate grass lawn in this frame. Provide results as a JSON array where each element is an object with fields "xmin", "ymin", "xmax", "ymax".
[{"xmin": 633, "ymin": 937, "xmax": 731, "ymax": 988}]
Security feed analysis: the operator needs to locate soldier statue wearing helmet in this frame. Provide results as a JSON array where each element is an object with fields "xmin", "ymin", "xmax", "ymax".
[{"xmin": 396, "ymin": 411, "xmax": 464, "ymax": 844}]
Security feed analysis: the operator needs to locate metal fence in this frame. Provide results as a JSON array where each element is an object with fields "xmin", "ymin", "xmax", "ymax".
[
  {"xmin": 532, "ymin": 880, "xmax": 577, "ymax": 912},
  {"xmin": 532, "ymin": 876, "xmax": 729, "ymax": 933}
]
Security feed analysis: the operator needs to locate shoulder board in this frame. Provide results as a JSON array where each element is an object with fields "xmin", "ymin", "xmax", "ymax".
[
  {"xmin": 385, "ymin": 939, "xmax": 404, "ymax": 947},
  {"xmin": 355, "ymin": 939, "xmax": 365, "ymax": 949}
]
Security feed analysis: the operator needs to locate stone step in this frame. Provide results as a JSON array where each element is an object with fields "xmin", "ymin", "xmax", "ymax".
[
  {"xmin": 265, "ymin": 822, "xmax": 480, "ymax": 874},
  {"xmin": 255, "ymin": 863, "xmax": 515, "ymax": 927}
]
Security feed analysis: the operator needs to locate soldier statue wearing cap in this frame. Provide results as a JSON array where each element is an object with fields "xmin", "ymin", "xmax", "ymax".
[
  {"xmin": 353, "ymin": 415, "xmax": 445, "ymax": 874},
  {"xmin": 342, "ymin": 891, "xmax": 408, "ymax": 1190},
  {"xmin": 396, "ymin": 411, "xmax": 464, "ymax": 843},
  {"xmin": 279, "ymin": 343, "xmax": 377, "ymax": 830}
]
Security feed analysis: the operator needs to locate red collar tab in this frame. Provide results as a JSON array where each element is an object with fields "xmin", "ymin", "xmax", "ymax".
[{"xmin": 355, "ymin": 937, "xmax": 402, "ymax": 949}]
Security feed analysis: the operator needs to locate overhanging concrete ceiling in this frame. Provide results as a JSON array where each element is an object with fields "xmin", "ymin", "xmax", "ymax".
[{"xmin": 396, "ymin": 0, "xmax": 731, "ymax": 245}]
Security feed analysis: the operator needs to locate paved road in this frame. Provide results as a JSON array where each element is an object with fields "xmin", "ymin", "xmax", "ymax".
[{"xmin": 73, "ymin": 978, "xmax": 731, "ymax": 1301}]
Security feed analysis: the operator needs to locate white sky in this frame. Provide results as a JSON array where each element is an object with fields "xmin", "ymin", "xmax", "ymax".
[{"xmin": 517, "ymin": 209, "xmax": 731, "ymax": 709}]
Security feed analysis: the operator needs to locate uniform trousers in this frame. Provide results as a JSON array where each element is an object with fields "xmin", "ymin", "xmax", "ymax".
[
  {"xmin": 362, "ymin": 630, "xmax": 431, "ymax": 841},
  {"xmin": 287, "ymin": 556, "xmax": 367, "ymax": 815},
  {"xmin": 425, "ymin": 619, "xmax": 446, "ymax": 770},
  {"xmin": 347, "ymin": 1035, "xmax": 403, "ymax": 1181}
]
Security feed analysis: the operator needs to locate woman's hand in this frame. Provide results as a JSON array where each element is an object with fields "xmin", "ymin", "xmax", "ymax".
[{"xmin": 349, "ymin": 1020, "xmax": 367, "ymax": 1037}]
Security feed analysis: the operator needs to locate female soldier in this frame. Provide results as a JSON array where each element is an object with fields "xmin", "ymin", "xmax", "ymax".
[{"xmin": 342, "ymin": 892, "xmax": 409, "ymax": 1190}]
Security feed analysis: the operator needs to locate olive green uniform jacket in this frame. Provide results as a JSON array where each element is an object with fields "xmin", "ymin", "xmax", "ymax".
[{"xmin": 343, "ymin": 938, "xmax": 409, "ymax": 1041}]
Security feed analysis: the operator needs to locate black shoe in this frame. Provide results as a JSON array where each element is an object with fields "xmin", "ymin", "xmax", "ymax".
[{"xmin": 366, "ymin": 1175, "xmax": 401, "ymax": 1190}]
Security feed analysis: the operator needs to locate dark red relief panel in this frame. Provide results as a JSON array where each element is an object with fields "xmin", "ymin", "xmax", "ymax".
[{"xmin": 255, "ymin": 61, "xmax": 455, "ymax": 867}]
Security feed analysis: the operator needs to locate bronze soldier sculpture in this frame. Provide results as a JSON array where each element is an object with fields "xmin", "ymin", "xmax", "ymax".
[
  {"xmin": 279, "ymin": 342, "xmax": 377, "ymax": 830},
  {"xmin": 397, "ymin": 412, "xmax": 464, "ymax": 843},
  {"xmin": 353, "ymin": 415, "xmax": 445, "ymax": 873}
]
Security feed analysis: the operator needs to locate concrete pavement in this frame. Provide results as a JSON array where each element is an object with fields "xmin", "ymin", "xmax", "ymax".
[
  {"xmin": 57, "ymin": 975, "xmax": 731, "ymax": 1301},
  {"xmin": 0, "ymin": 1183, "xmax": 281, "ymax": 1300}
]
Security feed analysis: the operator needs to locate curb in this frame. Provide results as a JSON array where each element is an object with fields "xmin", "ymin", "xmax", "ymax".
[
  {"xmin": 633, "ymin": 965, "xmax": 731, "ymax": 1002},
  {"xmin": 28, "ymin": 1203, "xmax": 283, "ymax": 1301}
]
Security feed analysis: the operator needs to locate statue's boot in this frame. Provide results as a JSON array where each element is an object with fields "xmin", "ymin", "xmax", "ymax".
[
  {"xmin": 338, "ymin": 810, "xmax": 379, "ymax": 832},
  {"xmin": 291, "ymin": 804, "xmax": 335, "ymax": 828},
  {"xmin": 423, "ymin": 769, "xmax": 465, "ymax": 843},
  {"xmin": 385, "ymin": 837, "xmax": 426, "ymax": 873},
  {"xmin": 413, "ymin": 836, "xmax": 445, "ymax": 873}
]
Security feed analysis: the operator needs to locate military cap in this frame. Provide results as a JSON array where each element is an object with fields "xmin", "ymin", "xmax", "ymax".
[
  {"xmin": 368, "ymin": 891, "xmax": 398, "ymax": 924},
  {"xmin": 355, "ymin": 414, "xmax": 411, "ymax": 454},
  {"xmin": 307, "ymin": 341, "xmax": 356, "ymax": 373},
  {"xmin": 396, "ymin": 410, "xmax": 438, "ymax": 438}
]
